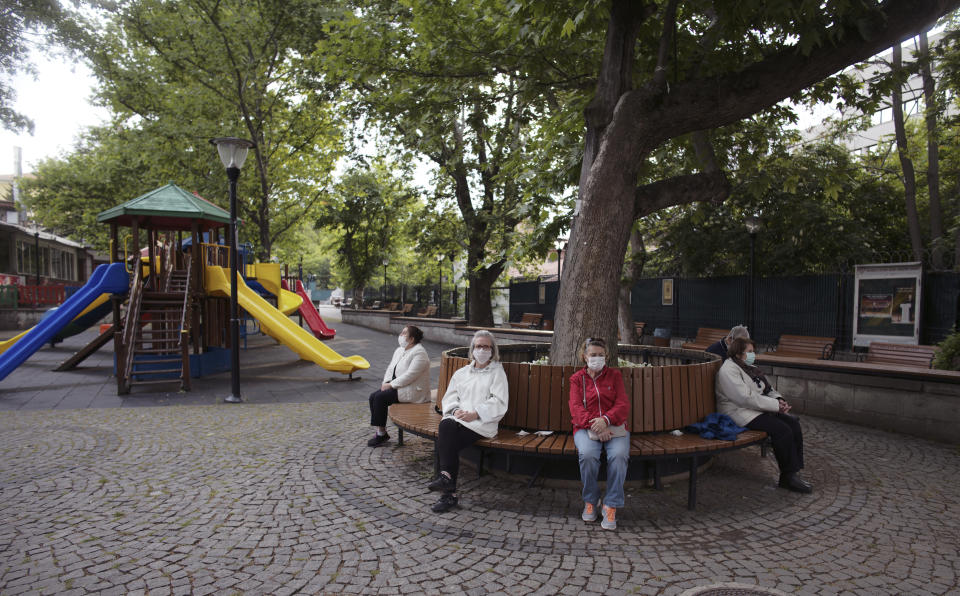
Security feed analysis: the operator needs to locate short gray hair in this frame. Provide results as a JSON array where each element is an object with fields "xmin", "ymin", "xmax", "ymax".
[
  {"xmin": 470, "ymin": 329, "xmax": 499, "ymax": 361},
  {"xmin": 727, "ymin": 325, "xmax": 750, "ymax": 341}
]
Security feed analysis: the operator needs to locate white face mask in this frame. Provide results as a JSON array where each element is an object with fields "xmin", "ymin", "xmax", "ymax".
[
  {"xmin": 398, "ymin": 334, "xmax": 408, "ymax": 347},
  {"xmin": 473, "ymin": 347, "xmax": 492, "ymax": 364},
  {"xmin": 587, "ymin": 356, "xmax": 605, "ymax": 372}
]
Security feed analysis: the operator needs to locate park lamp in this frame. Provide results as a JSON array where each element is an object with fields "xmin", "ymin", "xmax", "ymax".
[
  {"xmin": 745, "ymin": 214, "xmax": 761, "ymax": 235},
  {"xmin": 210, "ymin": 136, "xmax": 253, "ymax": 404},
  {"xmin": 211, "ymin": 137, "xmax": 253, "ymax": 171}
]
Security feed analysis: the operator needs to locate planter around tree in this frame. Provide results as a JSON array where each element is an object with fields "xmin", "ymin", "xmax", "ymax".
[{"xmin": 437, "ymin": 343, "xmax": 722, "ymax": 435}]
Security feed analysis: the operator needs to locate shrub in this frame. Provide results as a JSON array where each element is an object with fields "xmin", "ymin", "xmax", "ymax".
[{"xmin": 933, "ymin": 328, "xmax": 960, "ymax": 371}]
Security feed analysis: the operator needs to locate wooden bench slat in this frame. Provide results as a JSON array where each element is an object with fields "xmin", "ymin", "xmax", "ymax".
[
  {"xmin": 681, "ymin": 327, "xmax": 728, "ymax": 351},
  {"xmin": 865, "ymin": 342, "xmax": 936, "ymax": 368}
]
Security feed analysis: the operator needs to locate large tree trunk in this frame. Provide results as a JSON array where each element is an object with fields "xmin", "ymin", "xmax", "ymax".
[
  {"xmin": 892, "ymin": 43, "xmax": 925, "ymax": 263},
  {"xmin": 920, "ymin": 30, "xmax": 944, "ymax": 269}
]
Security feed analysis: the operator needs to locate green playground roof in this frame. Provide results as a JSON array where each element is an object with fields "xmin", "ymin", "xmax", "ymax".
[{"xmin": 97, "ymin": 182, "xmax": 231, "ymax": 230}]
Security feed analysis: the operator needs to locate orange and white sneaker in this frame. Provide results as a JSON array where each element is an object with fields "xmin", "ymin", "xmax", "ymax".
[
  {"xmin": 601, "ymin": 505, "xmax": 617, "ymax": 530},
  {"xmin": 581, "ymin": 502, "xmax": 598, "ymax": 522}
]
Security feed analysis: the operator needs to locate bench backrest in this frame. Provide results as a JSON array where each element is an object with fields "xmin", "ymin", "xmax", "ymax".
[
  {"xmin": 437, "ymin": 351, "xmax": 721, "ymax": 433},
  {"xmin": 695, "ymin": 328, "xmax": 728, "ymax": 344},
  {"xmin": 775, "ymin": 334, "xmax": 835, "ymax": 359},
  {"xmin": 865, "ymin": 342, "xmax": 937, "ymax": 368}
]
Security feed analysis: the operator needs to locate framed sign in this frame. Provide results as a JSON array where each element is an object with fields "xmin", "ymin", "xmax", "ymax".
[
  {"xmin": 661, "ymin": 278, "xmax": 674, "ymax": 306},
  {"xmin": 852, "ymin": 262, "xmax": 921, "ymax": 347}
]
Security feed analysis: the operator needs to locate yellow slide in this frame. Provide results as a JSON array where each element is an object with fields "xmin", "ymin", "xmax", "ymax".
[
  {"xmin": 205, "ymin": 266, "xmax": 369, "ymax": 374},
  {"xmin": 0, "ymin": 293, "xmax": 113, "ymax": 355},
  {"xmin": 249, "ymin": 263, "xmax": 301, "ymax": 315}
]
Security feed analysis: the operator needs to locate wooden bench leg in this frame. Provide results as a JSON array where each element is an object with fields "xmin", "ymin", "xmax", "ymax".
[
  {"xmin": 654, "ymin": 461, "xmax": 663, "ymax": 490},
  {"xmin": 397, "ymin": 428, "xmax": 404, "ymax": 446},
  {"xmin": 687, "ymin": 455, "xmax": 698, "ymax": 511},
  {"xmin": 478, "ymin": 449, "xmax": 485, "ymax": 478}
]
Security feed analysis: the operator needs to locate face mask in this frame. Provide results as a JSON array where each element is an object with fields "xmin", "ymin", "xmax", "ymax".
[
  {"xmin": 398, "ymin": 334, "xmax": 408, "ymax": 347},
  {"xmin": 587, "ymin": 356, "xmax": 605, "ymax": 371},
  {"xmin": 473, "ymin": 348, "xmax": 492, "ymax": 364},
  {"xmin": 744, "ymin": 352, "xmax": 756, "ymax": 366}
]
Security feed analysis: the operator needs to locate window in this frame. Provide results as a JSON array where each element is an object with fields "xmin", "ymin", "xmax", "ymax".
[{"xmin": 16, "ymin": 240, "xmax": 38, "ymax": 276}]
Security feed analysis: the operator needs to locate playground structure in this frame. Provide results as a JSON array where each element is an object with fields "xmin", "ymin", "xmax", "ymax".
[{"xmin": 0, "ymin": 182, "xmax": 367, "ymax": 392}]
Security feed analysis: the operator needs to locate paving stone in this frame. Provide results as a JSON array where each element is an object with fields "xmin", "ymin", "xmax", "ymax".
[{"xmin": 0, "ymin": 320, "xmax": 958, "ymax": 595}]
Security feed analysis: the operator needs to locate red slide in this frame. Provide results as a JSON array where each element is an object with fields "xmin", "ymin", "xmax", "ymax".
[{"xmin": 282, "ymin": 279, "xmax": 336, "ymax": 340}]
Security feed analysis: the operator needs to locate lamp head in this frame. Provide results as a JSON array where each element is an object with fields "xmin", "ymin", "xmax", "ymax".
[
  {"xmin": 210, "ymin": 137, "xmax": 254, "ymax": 170},
  {"xmin": 745, "ymin": 214, "xmax": 761, "ymax": 235}
]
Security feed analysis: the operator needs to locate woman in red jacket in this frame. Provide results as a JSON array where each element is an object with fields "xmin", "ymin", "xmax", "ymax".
[{"xmin": 569, "ymin": 337, "xmax": 630, "ymax": 530}]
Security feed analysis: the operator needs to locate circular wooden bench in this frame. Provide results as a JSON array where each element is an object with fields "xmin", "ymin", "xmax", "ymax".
[{"xmin": 389, "ymin": 343, "xmax": 767, "ymax": 509}]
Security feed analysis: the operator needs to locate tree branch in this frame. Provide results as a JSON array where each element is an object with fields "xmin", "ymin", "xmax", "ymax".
[
  {"xmin": 616, "ymin": 0, "xmax": 960, "ymax": 153},
  {"xmin": 633, "ymin": 171, "xmax": 729, "ymax": 219}
]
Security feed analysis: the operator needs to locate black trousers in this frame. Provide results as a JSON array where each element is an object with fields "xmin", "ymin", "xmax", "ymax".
[
  {"xmin": 747, "ymin": 412, "xmax": 804, "ymax": 475},
  {"xmin": 369, "ymin": 387, "xmax": 399, "ymax": 427},
  {"xmin": 437, "ymin": 417, "xmax": 483, "ymax": 488}
]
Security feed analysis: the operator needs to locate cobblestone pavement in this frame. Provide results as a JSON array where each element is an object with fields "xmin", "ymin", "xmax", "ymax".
[{"xmin": 1, "ymin": 400, "xmax": 958, "ymax": 595}]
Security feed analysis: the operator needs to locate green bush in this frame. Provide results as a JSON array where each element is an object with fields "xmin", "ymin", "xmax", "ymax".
[{"xmin": 933, "ymin": 328, "xmax": 960, "ymax": 371}]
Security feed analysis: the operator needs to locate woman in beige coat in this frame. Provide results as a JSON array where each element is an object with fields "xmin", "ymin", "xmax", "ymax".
[
  {"xmin": 367, "ymin": 325, "xmax": 431, "ymax": 447},
  {"xmin": 716, "ymin": 337, "xmax": 812, "ymax": 494}
]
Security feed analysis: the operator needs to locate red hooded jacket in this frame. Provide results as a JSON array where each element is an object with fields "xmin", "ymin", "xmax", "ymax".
[{"xmin": 569, "ymin": 366, "xmax": 630, "ymax": 433}]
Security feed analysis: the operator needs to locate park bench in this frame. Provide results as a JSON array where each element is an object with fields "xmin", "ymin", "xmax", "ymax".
[
  {"xmin": 369, "ymin": 300, "xmax": 382, "ymax": 310},
  {"xmin": 416, "ymin": 305, "xmax": 438, "ymax": 317},
  {"xmin": 400, "ymin": 303, "xmax": 414, "ymax": 315},
  {"xmin": 509, "ymin": 313, "xmax": 543, "ymax": 329},
  {"xmin": 383, "ymin": 302, "xmax": 399, "ymax": 311},
  {"xmin": 864, "ymin": 342, "xmax": 937, "ymax": 368},
  {"xmin": 765, "ymin": 334, "xmax": 835, "ymax": 360},
  {"xmin": 389, "ymin": 344, "xmax": 767, "ymax": 510},
  {"xmin": 681, "ymin": 327, "xmax": 728, "ymax": 351}
]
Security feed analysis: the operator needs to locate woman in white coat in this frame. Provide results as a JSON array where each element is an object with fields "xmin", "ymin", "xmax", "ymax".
[
  {"xmin": 716, "ymin": 337, "xmax": 812, "ymax": 494},
  {"xmin": 367, "ymin": 325, "xmax": 431, "ymax": 447},
  {"xmin": 427, "ymin": 329, "xmax": 509, "ymax": 513}
]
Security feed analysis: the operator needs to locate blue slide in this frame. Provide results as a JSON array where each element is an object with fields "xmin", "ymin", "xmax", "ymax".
[{"xmin": 0, "ymin": 263, "xmax": 130, "ymax": 381}]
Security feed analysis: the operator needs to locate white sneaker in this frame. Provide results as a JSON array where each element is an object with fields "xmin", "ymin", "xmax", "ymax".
[
  {"xmin": 601, "ymin": 505, "xmax": 617, "ymax": 530},
  {"xmin": 581, "ymin": 502, "xmax": 598, "ymax": 522}
]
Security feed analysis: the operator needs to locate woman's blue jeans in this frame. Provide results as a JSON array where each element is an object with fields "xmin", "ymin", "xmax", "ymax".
[{"xmin": 573, "ymin": 428, "xmax": 630, "ymax": 508}]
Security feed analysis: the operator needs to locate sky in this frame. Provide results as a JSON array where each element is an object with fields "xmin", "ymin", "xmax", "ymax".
[{"xmin": 0, "ymin": 52, "xmax": 109, "ymax": 176}]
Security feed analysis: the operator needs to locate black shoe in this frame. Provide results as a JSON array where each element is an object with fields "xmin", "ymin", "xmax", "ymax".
[
  {"xmin": 367, "ymin": 433, "xmax": 390, "ymax": 447},
  {"xmin": 427, "ymin": 474, "xmax": 455, "ymax": 492},
  {"xmin": 431, "ymin": 493, "xmax": 458, "ymax": 513},
  {"xmin": 779, "ymin": 473, "xmax": 813, "ymax": 494}
]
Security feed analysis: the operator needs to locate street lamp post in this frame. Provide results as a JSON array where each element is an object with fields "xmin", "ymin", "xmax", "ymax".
[
  {"xmin": 745, "ymin": 214, "xmax": 760, "ymax": 333},
  {"xmin": 437, "ymin": 255, "xmax": 443, "ymax": 318},
  {"xmin": 382, "ymin": 258, "xmax": 388, "ymax": 303},
  {"xmin": 211, "ymin": 136, "xmax": 254, "ymax": 404},
  {"xmin": 449, "ymin": 254, "xmax": 456, "ymax": 317},
  {"xmin": 33, "ymin": 224, "xmax": 40, "ymax": 307}
]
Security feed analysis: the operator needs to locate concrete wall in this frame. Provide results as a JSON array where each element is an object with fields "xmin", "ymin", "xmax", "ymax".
[
  {"xmin": 761, "ymin": 363, "xmax": 960, "ymax": 444},
  {"xmin": 0, "ymin": 308, "xmax": 47, "ymax": 331},
  {"xmin": 342, "ymin": 310, "xmax": 553, "ymax": 348}
]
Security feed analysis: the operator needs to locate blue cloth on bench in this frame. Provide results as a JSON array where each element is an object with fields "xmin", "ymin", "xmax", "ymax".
[{"xmin": 684, "ymin": 413, "xmax": 747, "ymax": 441}]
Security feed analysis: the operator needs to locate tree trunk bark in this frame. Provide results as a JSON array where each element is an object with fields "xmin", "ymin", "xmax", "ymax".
[
  {"xmin": 466, "ymin": 261, "xmax": 502, "ymax": 327},
  {"xmin": 617, "ymin": 227, "xmax": 646, "ymax": 344},
  {"xmin": 892, "ymin": 43, "xmax": 925, "ymax": 263},
  {"xmin": 920, "ymin": 30, "xmax": 944, "ymax": 269}
]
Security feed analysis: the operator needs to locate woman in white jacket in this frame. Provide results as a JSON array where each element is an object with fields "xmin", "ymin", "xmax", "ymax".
[
  {"xmin": 367, "ymin": 325, "xmax": 431, "ymax": 447},
  {"xmin": 716, "ymin": 337, "xmax": 812, "ymax": 494},
  {"xmin": 427, "ymin": 329, "xmax": 509, "ymax": 513}
]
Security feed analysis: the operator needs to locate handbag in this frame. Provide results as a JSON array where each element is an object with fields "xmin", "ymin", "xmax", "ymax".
[
  {"xmin": 588, "ymin": 424, "xmax": 628, "ymax": 441},
  {"xmin": 582, "ymin": 374, "xmax": 628, "ymax": 440}
]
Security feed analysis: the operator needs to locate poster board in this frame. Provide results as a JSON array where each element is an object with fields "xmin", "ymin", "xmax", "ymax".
[
  {"xmin": 852, "ymin": 262, "xmax": 921, "ymax": 347},
  {"xmin": 661, "ymin": 278, "xmax": 674, "ymax": 306}
]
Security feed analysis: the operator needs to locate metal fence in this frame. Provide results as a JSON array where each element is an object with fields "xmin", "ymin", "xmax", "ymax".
[{"xmin": 510, "ymin": 272, "xmax": 960, "ymax": 349}]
